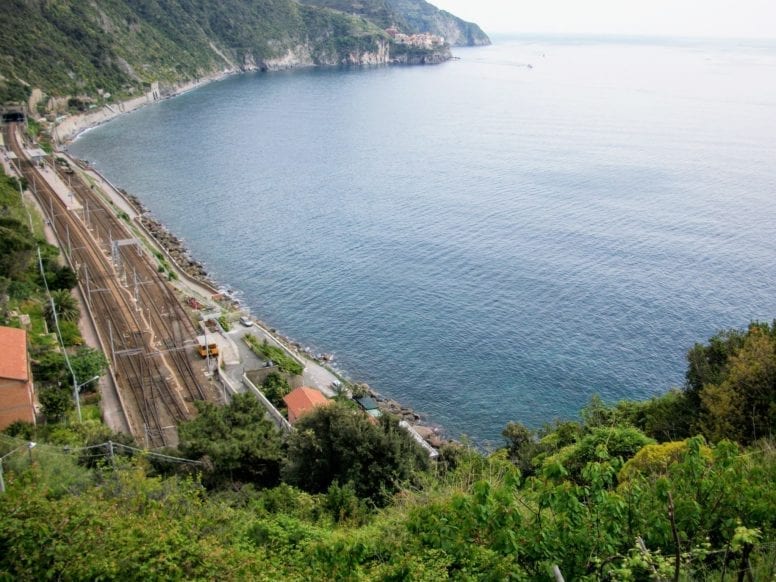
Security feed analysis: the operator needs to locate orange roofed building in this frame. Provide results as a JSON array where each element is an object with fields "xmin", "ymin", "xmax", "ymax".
[
  {"xmin": 0, "ymin": 326, "xmax": 36, "ymax": 429},
  {"xmin": 283, "ymin": 386, "xmax": 330, "ymax": 424}
]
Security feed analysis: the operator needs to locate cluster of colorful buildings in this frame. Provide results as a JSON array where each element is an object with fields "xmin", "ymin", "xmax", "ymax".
[{"xmin": 385, "ymin": 26, "xmax": 445, "ymax": 49}]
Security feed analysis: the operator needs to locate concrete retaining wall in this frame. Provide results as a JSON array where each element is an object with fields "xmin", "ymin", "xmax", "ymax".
[{"xmin": 242, "ymin": 373, "xmax": 292, "ymax": 433}]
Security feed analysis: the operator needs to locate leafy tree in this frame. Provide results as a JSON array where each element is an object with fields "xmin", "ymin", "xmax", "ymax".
[
  {"xmin": 2, "ymin": 420, "xmax": 35, "ymax": 439},
  {"xmin": 58, "ymin": 320, "xmax": 83, "ymax": 346},
  {"xmin": 70, "ymin": 346, "xmax": 108, "ymax": 386},
  {"xmin": 32, "ymin": 351, "xmax": 68, "ymax": 385},
  {"xmin": 541, "ymin": 426, "xmax": 654, "ymax": 481},
  {"xmin": 45, "ymin": 264, "xmax": 78, "ymax": 290},
  {"xmin": 178, "ymin": 393, "xmax": 282, "ymax": 488},
  {"xmin": 614, "ymin": 389, "xmax": 694, "ymax": 442},
  {"xmin": 581, "ymin": 394, "xmax": 621, "ymax": 428},
  {"xmin": 0, "ymin": 275, "xmax": 10, "ymax": 311},
  {"xmin": 617, "ymin": 439, "xmax": 704, "ymax": 481},
  {"xmin": 685, "ymin": 327, "xmax": 746, "ymax": 407},
  {"xmin": 283, "ymin": 402, "xmax": 429, "ymax": 505},
  {"xmin": 32, "ymin": 347, "xmax": 105, "ymax": 388},
  {"xmin": 39, "ymin": 385, "xmax": 73, "ymax": 422},
  {"xmin": 502, "ymin": 421, "xmax": 539, "ymax": 476},
  {"xmin": 323, "ymin": 481, "xmax": 369, "ymax": 524},
  {"xmin": 698, "ymin": 325, "xmax": 775, "ymax": 443},
  {"xmin": 262, "ymin": 372, "xmax": 290, "ymax": 408},
  {"xmin": 44, "ymin": 289, "xmax": 80, "ymax": 327},
  {"xmin": 0, "ymin": 217, "xmax": 34, "ymax": 279}
]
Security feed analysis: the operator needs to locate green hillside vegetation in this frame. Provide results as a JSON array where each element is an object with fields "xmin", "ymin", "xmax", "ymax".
[
  {"xmin": 298, "ymin": 0, "xmax": 403, "ymax": 30},
  {"xmin": 384, "ymin": 0, "xmax": 490, "ymax": 46},
  {"xmin": 0, "ymin": 169, "xmax": 108, "ymax": 425},
  {"xmin": 299, "ymin": 0, "xmax": 490, "ymax": 45},
  {"xmin": 0, "ymin": 0, "xmax": 483, "ymax": 105},
  {"xmin": 2, "ymin": 315, "xmax": 774, "ymax": 579},
  {"xmin": 0, "ymin": 0, "xmax": 382, "ymax": 98}
]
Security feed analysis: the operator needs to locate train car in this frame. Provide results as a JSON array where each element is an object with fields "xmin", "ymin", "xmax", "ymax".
[{"xmin": 196, "ymin": 335, "xmax": 218, "ymax": 358}]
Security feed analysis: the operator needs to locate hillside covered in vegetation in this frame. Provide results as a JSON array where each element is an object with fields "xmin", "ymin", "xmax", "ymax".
[
  {"xmin": 299, "ymin": 0, "xmax": 491, "ymax": 46},
  {"xmin": 2, "ymin": 299, "xmax": 774, "ymax": 579},
  {"xmin": 0, "ymin": 0, "xmax": 488, "ymax": 108}
]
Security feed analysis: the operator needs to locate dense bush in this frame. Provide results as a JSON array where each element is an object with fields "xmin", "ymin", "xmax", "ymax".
[{"xmin": 283, "ymin": 402, "xmax": 429, "ymax": 505}]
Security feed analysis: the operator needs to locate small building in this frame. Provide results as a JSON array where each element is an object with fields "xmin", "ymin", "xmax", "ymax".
[
  {"xmin": 355, "ymin": 396, "xmax": 382, "ymax": 419},
  {"xmin": 0, "ymin": 326, "xmax": 36, "ymax": 429},
  {"xmin": 283, "ymin": 386, "xmax": 330, "ymax": 424},
  {"xmin": 25, "ymin": 148, "xmax": 49, "ymax": 164}
]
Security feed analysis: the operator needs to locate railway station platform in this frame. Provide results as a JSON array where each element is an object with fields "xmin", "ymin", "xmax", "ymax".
[{"xmin": 36, "ymin": 163, "xmax": 82, "ymax": 212}]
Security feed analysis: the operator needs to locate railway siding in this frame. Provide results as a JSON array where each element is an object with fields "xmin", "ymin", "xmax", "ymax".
[{"xmin": 5, "ymin": 125, "xmax": 213, "ymax": 448}]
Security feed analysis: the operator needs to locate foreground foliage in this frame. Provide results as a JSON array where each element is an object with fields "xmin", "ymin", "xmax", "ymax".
[
  {"xmin": 1, "ymin": 204, "xmax": 774, "ymax": 582},
  {"xmin": 0, "ymin": 0, "xmax": 484, "ymax": 104},
  {"xmin": 0, "ymin": 435, "xmax": 773, "ymax": 580},
  {"xmin": 283, "ymin": 402, "xmax": 430, "ymax": 505},
  {"xmin": 0, "ymin": 169, "xmax": 109, "ymax": 424}
]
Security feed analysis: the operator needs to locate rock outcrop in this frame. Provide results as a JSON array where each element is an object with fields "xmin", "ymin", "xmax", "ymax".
[{"xmin": 0, "ymin": 0, "xmax": 483, "ymax": 102}]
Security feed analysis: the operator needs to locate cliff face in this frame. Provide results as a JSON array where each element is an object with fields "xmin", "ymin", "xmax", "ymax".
[
  {"xmin": 390, "ymin": 44, "xmax": 452, "ymax": 65},
  {"xmin": 0, "ymin": 0, "xmax": 487, "ymax": 107},
  {"xmin": 419, "ymin": 13, "xmax": 491, "ymax": 47},
  {"xmin": 383, "ymin": 0, "xmax": 490, "ymax": 46},
  {"xmin": 255, "ymin": 38, "xmax": 392, "ymax": 70},
  {"xmin": 300, "ymin": 0, "xmax": 491, "ymax": 46}
]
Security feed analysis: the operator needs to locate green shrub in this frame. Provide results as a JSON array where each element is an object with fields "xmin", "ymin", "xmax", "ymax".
[{"xmin": 244, "ymin": 335, "xmax": 303, "ymax": 375}]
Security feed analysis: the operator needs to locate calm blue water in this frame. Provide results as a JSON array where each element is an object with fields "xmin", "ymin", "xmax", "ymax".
[{"xmin": 70, "ymin": 37, "xmax": 776, "ymax": 444}]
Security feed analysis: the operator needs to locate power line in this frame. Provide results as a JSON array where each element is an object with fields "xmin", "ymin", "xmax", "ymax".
[{"xmin": 1, "ymin": 433, "xmax": 200, "ymax": 465}]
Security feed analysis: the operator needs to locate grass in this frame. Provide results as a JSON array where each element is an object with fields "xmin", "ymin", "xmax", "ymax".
[
  {"xmin": 19, "ymin": 299, "xmax": 48, "ymax": 336},
  {"xmin": 80, "ymin": 404, "xmax": 102, "ymax": 422},
  {"xmin": 244, "ymin": 334, "xmax": 304, "ymax": 375},
  {"xmin": 24, "ymin": 199, "xmax": 46, "ymax": 238},
  {"xmin": 218, "ymin": 315, "xmax": 231, "ymax": 332}
]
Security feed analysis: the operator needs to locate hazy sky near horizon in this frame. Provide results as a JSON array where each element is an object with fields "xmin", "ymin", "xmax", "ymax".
[{"xmin": 431, "ymin": 0, "xmax": 776, "ymax": 39}]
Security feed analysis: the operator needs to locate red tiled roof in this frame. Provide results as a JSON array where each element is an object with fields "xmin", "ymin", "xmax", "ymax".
[
  {"xmin": 0, "ymin": 326, "xmax": 28, "ymax": 381},
  {"xmin": 283, "ymin": 386, "xmax": 329, "ymax": 421}
]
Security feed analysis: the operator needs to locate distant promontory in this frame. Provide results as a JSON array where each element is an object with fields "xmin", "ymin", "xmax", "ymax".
[{"xmin": 0, "ymin": 0, "xmax": 490, "ymax": 114}]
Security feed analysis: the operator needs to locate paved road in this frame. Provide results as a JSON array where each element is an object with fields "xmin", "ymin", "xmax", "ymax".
[{"xmin": 225, "ymin": 323, "xmax": 339, "ymax": 397}]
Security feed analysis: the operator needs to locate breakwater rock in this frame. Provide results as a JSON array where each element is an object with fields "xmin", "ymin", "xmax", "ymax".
[
  {"xmin": 118, "ymin": 189, "xmax": 216, "ymax": 288},
  {"xmin": 353, "ymin": 383, "xmax": 448, "ymax": 448}
]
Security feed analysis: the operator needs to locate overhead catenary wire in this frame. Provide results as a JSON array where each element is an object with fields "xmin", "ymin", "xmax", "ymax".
[
  {"xmin": 11, "ymin": 163, "xmax": 85, "ymax": 419},
  {"xmin": 0, "ymin": 433, "xmax": 201, "ymax": 465}
]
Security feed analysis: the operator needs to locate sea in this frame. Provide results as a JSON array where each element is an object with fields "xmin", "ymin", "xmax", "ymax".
[{"xmin": 68, "ymin": 35, "xmax": 776, "ymax": 445}]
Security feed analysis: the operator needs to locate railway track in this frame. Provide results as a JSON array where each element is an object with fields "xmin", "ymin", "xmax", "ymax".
[{"xmin": 5, "ymin": 124, "xmax": 212, "ymax": 447}]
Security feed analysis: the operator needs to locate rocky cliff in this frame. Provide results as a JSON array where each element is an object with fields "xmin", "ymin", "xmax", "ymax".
[
  {"xmin": 0, "ymin": 0, "xmax": 488, "ymax": 108},
  {"xmin": 300, "ymin": 0, "xmax": 491, "ymax": 46},
  {"xmin": 384, "ymin": 0, "xmax": 490, "ymax": 46}
]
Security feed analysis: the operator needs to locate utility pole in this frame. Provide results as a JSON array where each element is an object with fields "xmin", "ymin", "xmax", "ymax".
[
  {"xmin": 83, "ymin": 265, "xmax": 91, "ymax": 305},
  {"xmin": 203, "ymin": 323, "xmax": 211, "ymax": 375},
  {"xmin": 133, "ymin": 268, "xmax": 140, "ymax": 307}
]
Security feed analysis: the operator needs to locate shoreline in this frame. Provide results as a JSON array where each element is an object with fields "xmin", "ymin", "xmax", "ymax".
[
  {"xmin": 53, "ymin": 47, "xmax": 455, "ymax": 147},
  {"xmin": 61, "ymin": 113, "xmax": 449, "ymax": 448},
  {"xmin": 55, "ymin": 69, "xmax": 240, "ymax": 145}
]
